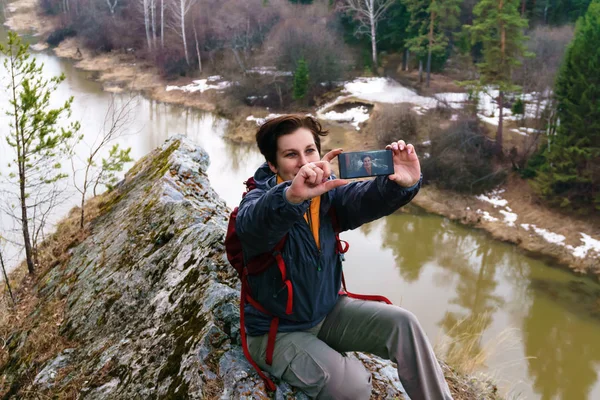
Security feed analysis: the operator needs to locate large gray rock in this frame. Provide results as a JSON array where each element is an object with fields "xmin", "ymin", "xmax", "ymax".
[{"xmin": 1, "ymin": 136, "xmax": 499, "ymax": 399}]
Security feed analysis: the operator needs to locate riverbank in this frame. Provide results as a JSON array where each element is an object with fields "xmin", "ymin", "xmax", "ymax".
[{"xmin": 3, "ymin": 0, "xmax": 598, "ymax": 278}]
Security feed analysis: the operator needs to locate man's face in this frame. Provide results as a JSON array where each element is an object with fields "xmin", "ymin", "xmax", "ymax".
[{"xmin": 268, "ymin": 128, "xmax": 320, "ymax": 181}]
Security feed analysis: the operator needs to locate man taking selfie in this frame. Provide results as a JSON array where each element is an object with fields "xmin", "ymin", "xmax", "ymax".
[{"xmin": 233, "ymin": 114, "xmax": 452, "ymax": 399}]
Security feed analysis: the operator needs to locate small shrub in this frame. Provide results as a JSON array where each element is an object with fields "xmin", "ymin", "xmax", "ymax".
[
  {"xmin": 46, "ymin": 27, "xmax": 76, "ymax": 47},
  {"xmin": 371, "ymin": 104, "xmax": 418, "ymax": 148},
  {"xmin": 40, "ymin": 0, "xmax": 61, "ymax": 15},
  {"xmin": 421, "ymin": 118, "xmax": 506, "ymax": 193},
  {"xmin": 154, "ymin": 48, "xmax": 189, "ymax": 77},
  {"xmin": 228, "ymin": 75, "xmax": 294, "ymax": 110},
  {"xmin": 293, "ymin": 58, "xmax": 310, "ymax": 101},
  {"xmin": 511, "ymin": 98, "xmax": 525, "ymax": 115}
]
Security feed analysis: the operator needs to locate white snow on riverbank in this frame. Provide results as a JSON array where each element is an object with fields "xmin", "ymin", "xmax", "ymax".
[
  {"xmin": 476, "ymin": 189, "xmax": 509, "ymax": 208},
  {"xmin": 520, "ymin": 224, "xmax": 600, "ymax": 259},
  {"xmin": 166, "ymin": 76, "xmax": 232, "ymax": 93},
  {"xmin": 476, "ymin": 210, "xmax": 499, "ymax": 222},
  {"xmin": 473, "ymin": 190, "xmax": 600, "ymax": 260},
  {"xmin": 246, "ymin": 113, "xmax": 282, "ymax": 126},
  {"xmin": 320, "ymin": 106, "xmax": 370, "ymax": 130},
  {"xmin": 571, "ymin": 234, "xmax": 600, "ymax": 258}
]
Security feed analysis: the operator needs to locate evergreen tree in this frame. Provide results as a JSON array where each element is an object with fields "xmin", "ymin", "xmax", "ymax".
[
  {"xmin": 0, "ymin": 32, "xmax": 80, "ymax": 274},
  {"xmin": 469, "ymin": 0, "xmax": 530, "ymax": 155},
  {"xmin": 535, "ymin": 0, "xmax": 600, "ymax": 210},
  {"xmin": 404, "ymin": 0, "xmax": 462, "ymax": 87},
  {"xmin": 293, "ymin": 58, "xmax": 310, "ymax": 101},
  {"xmin": 536, "ymin": 0, "xmax": 592, "ymax": 25}
]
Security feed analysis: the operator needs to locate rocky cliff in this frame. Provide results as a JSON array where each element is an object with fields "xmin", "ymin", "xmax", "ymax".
[{"xmin": 0, "ymin": 136, "xmax": 499, "ymax": 399}]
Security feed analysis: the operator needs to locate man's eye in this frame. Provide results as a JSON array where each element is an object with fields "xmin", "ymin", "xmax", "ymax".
[{"xmin": 286, "ymin": 153, "xmax": 296, "ymax": 158}]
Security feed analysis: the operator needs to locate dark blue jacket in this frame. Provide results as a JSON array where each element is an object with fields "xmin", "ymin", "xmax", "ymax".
[{"xmin": 236, "ymin": 163, "xmax": 421, "ymax": 336}]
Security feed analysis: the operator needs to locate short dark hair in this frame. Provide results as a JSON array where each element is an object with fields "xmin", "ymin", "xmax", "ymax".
[
  {"xmin": 361, "ymin": 154, "xmax": 371, "ymax": 162},
  {"xmin": 256, "ymin": 114, "xmax": 328, "ymax": 166}
]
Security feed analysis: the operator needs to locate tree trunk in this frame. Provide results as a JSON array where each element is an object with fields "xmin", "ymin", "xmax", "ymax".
[
  {"xmin": 426, "ymin": 50, "xmax": 432, "ymax": 88},
  {"xmin": 369, "ymin": 0, "xmax": 377, "ymax": 71},
  {"xmin": 151, "ymin": 0, "xmax": 156, "ymax": 49},
  {"xmin": 1, "ymin": 245, "xmax": 15, "ymax": 304},
  {"xmin": 521, "ymin": 0, "xmax": 526, "ymax": 16},
  {"xmin": 405, "ymin": 48, "xmax": 409, "ymax": 71},
  {"xmin": 418, "ymin": 59, "xmax": 423, "ymax": 83},
  {"xmin": 160, "ymin": 0, "xmax": 164, "ymax": 47},
  {"xmin": 497, "ymin": 91, "xmax": 504, "ymax": 155},
  {"xmin": 193, "ymin": 22, "xmax": 202, "ymax": 72},
  {"xmin": 231, "ymin": 48, "xmax": 245, "ymax": 74},
  {"xmin": 180, "ymin": 0, "xmax": 189, "ymax": 65},
  {"xmin": 19, "ymin": 171, "xmax": 34, "ymax": 274},
  {"xmin": 426, "ymin": 9, "xmax": 435, "ymax": 88},
  {"xmin": 143, "ymin": 0, "xmax": 152, "ymax": 50},
  {"xmin": 275, "ymin": 83, "xmax": 283, "ymax": 108}
]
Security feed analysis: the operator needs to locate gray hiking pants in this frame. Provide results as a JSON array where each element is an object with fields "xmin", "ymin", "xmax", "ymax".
[{"xmin": 247, "ymin": 296, "xmax": 453, "ymax": 400}]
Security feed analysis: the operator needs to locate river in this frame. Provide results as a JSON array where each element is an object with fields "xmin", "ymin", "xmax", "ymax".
[{"xmin": 1, "ymin": 10, "xmax": 600, "ymax": 400}]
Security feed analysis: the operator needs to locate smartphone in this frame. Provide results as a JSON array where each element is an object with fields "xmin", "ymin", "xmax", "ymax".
[{"xmin": 338, "ymin": 150, "xmax": 394, "ymax": 179}]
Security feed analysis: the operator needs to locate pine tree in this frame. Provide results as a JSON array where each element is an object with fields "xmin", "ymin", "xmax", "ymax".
[
  {"xmin": 469, "ymin": 0, "xmax": 530, "ymax": 155},
  {"xmin": 293, "ymin": 58, "xmax": 310, "ymax": 101},
  {"xmin": 404, "ymin": 0, "xmax": 462, "ymax": 87},
  {"xmin": 0, "ymin": 32, "xmax": 80, "ymax": 274},
  {"xmin": 535, "ymin": 0, "xmax": 600, "ymax": 210}
]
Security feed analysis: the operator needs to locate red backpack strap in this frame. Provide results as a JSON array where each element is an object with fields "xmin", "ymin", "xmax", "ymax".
[
  {"xmin": 328, "ymin": 206, "xmax": 349, "ymax": 261},
  {"xmin": 331, "ymin": 207, "xmax": 391, "ymax": 304},
  {"xmin": 240, "ymin": 271, "xmax": 278, "ymax": 392},
  {"xmin": 243, "ymin": 177, "xmax": 257, "ymax": 197},
  {"xmin": 340, "ymin": 272, "xmax": 392, "ymax": 304}
]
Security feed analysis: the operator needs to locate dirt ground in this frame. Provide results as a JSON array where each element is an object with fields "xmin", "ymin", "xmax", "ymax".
[{"xmin": 4, "ymin": 0, "xmax": 599, "ymax": 278}]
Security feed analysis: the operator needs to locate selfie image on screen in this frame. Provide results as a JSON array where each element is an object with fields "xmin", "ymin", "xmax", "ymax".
[{"xmin": 338, "ymin": 150, "xmax": 394, "ymax": 179}]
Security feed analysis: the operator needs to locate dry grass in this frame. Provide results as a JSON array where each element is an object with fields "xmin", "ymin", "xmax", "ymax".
[
  {"xmin": 434, "ymin": 313, "xmax": 525, "ymax": 399},
  {"xmin": 435, "ymin": 313, "xmax": 520, "ymax": 376},
  {"xmin": 0, "ymin": 195, "xmax": 107, "ymax": 397}
]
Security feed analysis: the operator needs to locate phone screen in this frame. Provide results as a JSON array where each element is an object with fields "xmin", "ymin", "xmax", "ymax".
[{"xmin": 338, "ymin": 150, "xmax": 394, "ymax": 179}]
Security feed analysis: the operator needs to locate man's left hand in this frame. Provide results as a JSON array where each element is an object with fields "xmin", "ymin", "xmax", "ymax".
[{"xmin": 385, "ymin": 140, "xmax": 421, "ymax": 188}]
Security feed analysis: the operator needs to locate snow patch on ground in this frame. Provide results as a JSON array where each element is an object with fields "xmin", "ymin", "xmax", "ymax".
[
  {"xmin": 316, "ymin": 77, "xmax": 439, "ymax": 122},
  {"xmin": 499, "ymin": 210, "xmax": 518, "ymax": 227},
  {"xmin": 166, "ymin": 76, "xmax": 231, "ymax": 93},
  {"xmin": 320, "ymin": 106, "xmax": 370, "ymax": 130},
  {"xmin": 474, "ymin": 188, "xmax": 599, "ymax": 261},
  {"xmin": 532, "ymin": 226, "xmax": 566, "ymax": 245},
  {"xmin": 512, "ymin": 127, "xmax": 542, "ymax": 136},
  {"xmin": 343, "ymin": 77, "xmax": 436, "ymax": 106},
  {"xmin": 476, "ymin": 210, "xmax": 499, "ymax": 222},
  {"xmin": 571, "ymin": 233, "xmax": 600, "ymax": 258},
  {"xmin": 246, "ymin": 113, "xmax": 282, "ymax": 126},
  {"xmin": 519, "ymin": 224, "xmax": 600, "ymax": 259},
  {"xmin": 247, "ymin": 66, "xmax": 292, "ymax": 77},
  {"xmin": 475, "ymin": 189, "xmax": 508, "ymax": 208}
]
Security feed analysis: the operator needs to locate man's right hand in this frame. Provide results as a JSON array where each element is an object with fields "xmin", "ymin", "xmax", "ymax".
[{"xmin": 285, "ymin": 149, "xmax": 349, "ymax": 204}]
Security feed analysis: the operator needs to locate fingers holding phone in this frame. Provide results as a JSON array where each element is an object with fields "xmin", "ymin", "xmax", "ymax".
[{"xmin": 287, "ymin": 161, "xmax": 348, "ymax": 204}]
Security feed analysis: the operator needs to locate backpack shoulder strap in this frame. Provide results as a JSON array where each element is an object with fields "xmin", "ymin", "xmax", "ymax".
[
  {"xmin": 243, "ymin": 177, "xmax": 256, "ymax": 197},
  {"xmin": 328, "ymin": 205, "xmax": 341, "ymax": 234}
]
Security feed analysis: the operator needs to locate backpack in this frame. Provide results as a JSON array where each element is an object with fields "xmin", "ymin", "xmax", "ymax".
[{"xmin": 225, "ymin": 177, "xmax": 391, "ymax": 392}]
